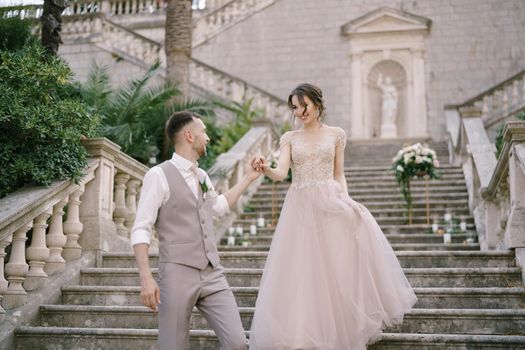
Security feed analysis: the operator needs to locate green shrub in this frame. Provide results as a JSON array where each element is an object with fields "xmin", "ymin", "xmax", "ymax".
[
  {"xmin": 0, "ymin": 43, "xmax": 99, "ymax": 198},
  {"xmin": 0, "ymin": 9, "xmax": 35, "ymax": 51}
]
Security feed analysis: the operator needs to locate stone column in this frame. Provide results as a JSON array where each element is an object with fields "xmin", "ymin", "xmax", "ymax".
[
  {"xmin": 80, "ymin": 138, "xmax": 129, "ymax": 256},
  {"xmin": 3, "ymin": 223, "xmax": 31, "ymax": 309},
  {"xmin": 0, "ymin": 233, "xmax": 13, "ymax": 321},
  {"xmin": 503, "ymin": 123, "xmax": 525, "ymax": 248},
  {"xmin": 63, "ymin": 186, "xmax": 85, "ymax": 261},
  {"xmin": 24, "ymin": 210, "xmax": 52, "ymax": 291},
  {"xmin": 44, "ymin": 200, "xmax": 68, "ymax": 275},
  {"xmin": 113, "ymin": 172, "xmax": 130, "ymax": 238},
  {"xmin": 350, "ymin": 51, "xmax": 363, "ymax": 139}
]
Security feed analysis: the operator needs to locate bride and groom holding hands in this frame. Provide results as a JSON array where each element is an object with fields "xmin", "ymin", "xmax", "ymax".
[{"xmin": 131, "ymin": 83, "xmax": 417, "ymax": 350}]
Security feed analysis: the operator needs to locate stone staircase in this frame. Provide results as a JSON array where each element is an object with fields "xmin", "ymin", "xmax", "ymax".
[{"xmin": 14, "ymin": 141, "xmax": 525, "ymax": 349}]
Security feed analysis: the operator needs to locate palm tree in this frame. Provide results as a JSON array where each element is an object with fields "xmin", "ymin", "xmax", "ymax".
[
  {"xmin": 80, "ymin": 62, "xmax": 215, "ymax": 165},
  {"xmin": 165, "ymin": 0, "xmax": 193, "ymax": 98},
  {"xmin": 41, "ymin": 0, "xmax": 67, "ymax": 56}
]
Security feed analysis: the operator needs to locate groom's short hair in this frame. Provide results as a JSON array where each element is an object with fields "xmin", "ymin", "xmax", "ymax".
[{"xmin": 166, "ymin": 111, "xmax": 202, "ymax": 145}]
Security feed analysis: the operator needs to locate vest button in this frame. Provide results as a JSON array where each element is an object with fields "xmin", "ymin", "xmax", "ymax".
[
  {"xmin": 201, "ymin": 219, "xmax": 205, "ymax": 224},
  {"xmin": 204, "ymin": 234, "xmax": 208, "ymax": 239}
]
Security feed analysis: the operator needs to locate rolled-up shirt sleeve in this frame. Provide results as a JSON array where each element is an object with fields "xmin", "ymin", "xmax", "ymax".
[
  {"xmin": 130, "ymin": 167, "xmax": 168, "ymax": 246},
  {"xmin": 204, "ymin": 173, "xmax": 230, "ymax": 217}
]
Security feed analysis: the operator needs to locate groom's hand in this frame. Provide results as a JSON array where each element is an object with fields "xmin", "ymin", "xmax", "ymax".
[
  {"xmin": 140, "ymin": 274, "xmax": 161, "ymax": 312},
  {"xmin": 246, "ymin": 159, "xmax": 262, "ymax": 181}
]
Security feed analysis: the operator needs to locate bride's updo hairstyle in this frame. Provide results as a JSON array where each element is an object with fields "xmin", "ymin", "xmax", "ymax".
[{"xmin": 287, "ymin": 83, "xmax": 326, "ymax": 122}]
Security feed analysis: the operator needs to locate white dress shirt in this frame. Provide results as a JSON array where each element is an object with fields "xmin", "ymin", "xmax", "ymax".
[{"xmin": 130, "ymin": 153, "xmax": 230, "ymax": 246}]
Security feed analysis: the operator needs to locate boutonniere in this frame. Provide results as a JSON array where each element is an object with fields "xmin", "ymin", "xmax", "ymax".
[{"xmin": 197, "ymin": 170, "xmax": 209, "ymax": 194}]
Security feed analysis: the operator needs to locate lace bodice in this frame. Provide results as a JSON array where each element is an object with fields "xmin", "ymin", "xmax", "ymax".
[{"xmin": 280, "ymin": 127, "xmax": 346, "ymax": 189}]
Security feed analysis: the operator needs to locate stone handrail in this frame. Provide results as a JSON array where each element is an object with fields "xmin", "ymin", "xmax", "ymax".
[
  {"xmin": 192, "ymin": 0, "xmax": 276, "ymax": 47},
  {"xmin": 446, "ymin": 70, "xmax": 525, "ymax": 129},
  {"xmin": 61, "ymin": 13, "xmax": 288, "ymax": 124},
  {"xmin": 208, "ymin": 121, "xmax": 276, "ymax": 234},
  {"xmin": 0, "ymin": 138, "xmax": 147, "ymax": 327},
  {"xmin": 189, "ymin": 58, "xmax": 289, "ymax": 122}
]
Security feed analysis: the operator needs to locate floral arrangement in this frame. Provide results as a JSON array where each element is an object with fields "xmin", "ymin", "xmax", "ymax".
[{"xmin": 391, "ymin": 143, "xmax": 440, "ymax": 223}]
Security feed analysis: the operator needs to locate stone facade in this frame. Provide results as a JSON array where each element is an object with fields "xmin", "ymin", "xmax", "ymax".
[{"xmin": 192, "ymin": 0, "xmax": 525, "ymax": 140}]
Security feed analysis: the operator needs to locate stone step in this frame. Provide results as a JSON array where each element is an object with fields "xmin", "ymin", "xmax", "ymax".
[
  {"xmin": 260, "ymin": 179, "xmax": 467, "ymax": 190},
  {"xmin": 237, "ymin": 213, "xmax": 475, "ymax": 226},
  {"xmin": 342, "ymin": 164, "xmax": 458, "ymax": 171},
  {"xmin": 249, "ymin": 197, "xmax": 469, "ymax": 208},
  {"xmin": 223, "ymin": 233, "xmax": 479, "ymax": 245},
  {"xmin": 256, "ymin": 186, "xmax": 468, "ymax": 196},
  {"xmin": 241, "ymin": 206, "xmax": 471, "ymax": 217},
  {"xmin": 71, "ymin": 267, "xmax": 521, "ymax": 299},
  {"xmin": 228, "ymin": 222, "xmax": 476, "ymax": 235},
  {"xmin": 216, "ymin": 251, "xmax": 512, "ymax": 269},
  {"xmin": 217, "ymin": 243, "xmax": 481, "ymax": 252},
  {"xmin": 38, "ymin": 305, "xmax": 525, "ymax": 336},
  {"xmin": 251, "ymin": 192, "xmax": 468, "ymax": 202},
  {"xmin": 16, "ymin": 327, "xmax": 525, "ymax": 350},
  {"xmin": 342, "ymin": 173, "xmax": 465, "ymax": 180},
  {"xmin": 100, "ymin": 251, "xmax": 514, "ymax": 270},
  {"xmin": 63, "ymin": 283, "xmax": 525, "ymax": 309}
]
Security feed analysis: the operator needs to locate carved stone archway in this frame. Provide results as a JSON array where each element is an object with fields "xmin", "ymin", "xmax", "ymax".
[{"xmin": 341, "ymin": 7, "xmax": 431, "ymax": 139}]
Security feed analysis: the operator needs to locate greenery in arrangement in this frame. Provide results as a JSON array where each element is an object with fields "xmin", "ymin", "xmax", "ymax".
[
  {"xmin": 391, "ymin": 143, "xmax": 440, "ymax": 223},
  {"xmin": 79, "ymin": 61, "xmax": 215, "ymax": 165},
  {"xmin": 0, "ymin": 43, "xmax": 99, "ymax": 198},
  {"xmin": 495, "ymin": 111, "xmax": 525, "ymax": 158}
]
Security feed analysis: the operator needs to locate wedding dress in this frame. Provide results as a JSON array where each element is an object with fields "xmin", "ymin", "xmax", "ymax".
[{"xmin": 249, "ymin": 127, "xmax": 417, "ymax": 350}]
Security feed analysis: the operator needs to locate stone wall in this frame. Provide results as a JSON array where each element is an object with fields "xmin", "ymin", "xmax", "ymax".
[{"xmin": 192, "ymin": 0, "xmax": 525, "ymax": 140}]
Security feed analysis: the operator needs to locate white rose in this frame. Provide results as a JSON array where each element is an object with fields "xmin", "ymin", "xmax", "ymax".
[
  {"xmin": 433, "ymin": 159, "xmax": 440, "ymax": 167},
  {"xmin": 396, "ymin": 165, "xmax": 404, "ymax": 172},
  {"xmin": 415, "ymin": 156, "xmax": 424, "ymax": 164},
  {"xmin": 423, "ymin": 156, "xmax": 431, "ymax": 163}
]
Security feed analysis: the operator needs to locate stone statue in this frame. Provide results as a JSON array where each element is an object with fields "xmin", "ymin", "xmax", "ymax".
[{"xmin": 377, "ymin": 73, "xmax": 398, "ymax": 137}]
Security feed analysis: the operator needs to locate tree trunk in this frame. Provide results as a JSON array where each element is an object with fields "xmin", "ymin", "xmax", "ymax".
[
  {"xmin": 41, "ymin": 0, "xmax": 67, "ymax": 56},
  {"xmin": 165, "ymin": 0, "xmax": 193, "ymax": 98}
]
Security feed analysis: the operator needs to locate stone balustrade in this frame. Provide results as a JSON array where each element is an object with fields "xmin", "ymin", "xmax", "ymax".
[
  {"xmin": 2, "ymin": 0, "xmax": 231, "ymax": 19},
  {"xmin": 454, "ymin": 70, "xmax": 525, "ymax": 132},
  {"xmin": 192, "ymin": 0, "xmax": 276, "ymax": 47},
  {"xmin": 208, "ymin": 120, "xmax": 276, "ymax": 233},
  {"xmin": 446, "ymin": 77, "xmax": 525, "ymax": 279},
  {"xmin": 190, "ymin": 58, "xmax": 289, "ymax": 123},
  {"xmin": 0, "ymin": 138, "xmax": 148, "ymax": 324}
]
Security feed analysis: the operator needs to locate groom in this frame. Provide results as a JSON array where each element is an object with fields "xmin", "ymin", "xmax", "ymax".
[{"xmin": 131, "ymin": 111, "xmax": 261, "ymax": 349}]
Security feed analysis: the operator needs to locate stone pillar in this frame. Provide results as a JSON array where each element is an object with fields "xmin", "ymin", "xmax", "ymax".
[
  {"xmin": 44, "ymin": 200, "xmax": 68, "ymax": 275},
  {"xmin": 80, "ymin": 138, "xmax": 129, "ymax": 255},
  {"xmin": 113, "ymin": 172, "xmax": 130, "ymax": 238},
  {"xmin": 125, "ymin": 179, "xmax": 141, "ymax": 232},
  {"xmin": 0, "ymin": 233, "xmax": 12, "ymax": 321},
  {"xmin": 350, "ymin": 51, "xmax": 363, "ymax": 139},
  {"xmin": 24, "ymin": 209, "xmax": 52, "ymax": 291},
  {"xmin": 63, "ymin": 186, "xmax": 85, "ymax": 261},
  {"xmin": 3, "ymin": 223, "xmax": 31, "ymax": 309},
  {"xmin": 503, "ymin": 123, "xmax": 525, "ymax": 249}
]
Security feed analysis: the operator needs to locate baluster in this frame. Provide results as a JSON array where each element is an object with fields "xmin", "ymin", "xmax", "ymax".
[
  {"xmin": 63, "ymin": 187, "xmax": 85, "ymax": 261},
  {"xmin": 0, "ymin": 233, "xmax": 13, "ymax": 320},
  {"xmin": 45, "ymin": 200, "xmax": 68, "ymax": 275},
  {"xmin": 114, "ymin": 172, "xmax": 130, "ymax": 237},
  {"xmin": 512, "ymin": 80, "xmax": 519, "ymax": 106},
  {"xmin": 125, "ymin": 179, "xmax": 141, "ymax": 232},
  {"xmin": 24, "ymin": 210, "xmax": 52, "ymax": 291},
  {"xmin": 502, "ymin": 87, "xmax": 509, "ymax": 113},
  {"xmin": 492, "ymin": 90, "xmax": 500, "ymax": 112},
  {"xmin": 522, "ymin": 76, "xmax": 525, "ymax": 103},
  {"xmin": 481, "ymin": 95, "xmax": 489, "ymax": 119},
  {"xmin": 131, "ymin": 0, "xmax": 136, "ymax": 13},
  {"xmin": 3, "ymin": 223, "xmax": 32, "ymax": 309}
]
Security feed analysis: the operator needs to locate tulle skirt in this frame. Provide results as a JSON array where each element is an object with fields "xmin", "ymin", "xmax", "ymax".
[{"xmin": 249, "ymin": 180, "xmax": 418, "ymax": 350}]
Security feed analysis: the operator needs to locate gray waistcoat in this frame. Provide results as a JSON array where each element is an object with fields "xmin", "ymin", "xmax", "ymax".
[{"xmin": 155, "ymin": 161, "xmax": 220, "ymax": 270}]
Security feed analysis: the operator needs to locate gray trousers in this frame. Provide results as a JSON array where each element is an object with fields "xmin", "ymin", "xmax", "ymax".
[{"xmin": 157, "ymin": 262, "xmax": 248, "ymax": 350}]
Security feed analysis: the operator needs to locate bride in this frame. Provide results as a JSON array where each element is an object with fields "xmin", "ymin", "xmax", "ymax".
[{"xmin": 248, "ymin": 83, "xmax": 417, "ymax": 349}]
